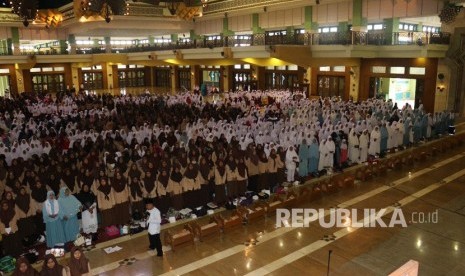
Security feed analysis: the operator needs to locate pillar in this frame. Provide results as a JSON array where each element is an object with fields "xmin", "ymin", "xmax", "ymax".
[
  {"xmin": 171, "ymin": 34, "xmax": 178, "ymax": 44},
  {"xmin": 352, "ymin": 0, "xmax": 367, "ymax": 31},
  {"xmin": 15, "ymin": 66, "xmax": 24, "ymax": 93},
  {"xmin": 68, "ymin": 34, "xmax": 76, "ymax": 54},
  {"xmin": 223, "ymin": 65, "xmax": 233, "ymax": 92},
  {"xmin": 104, "ymin": 37, "xmax": 111, "ymax": 53},
  {"xmin": 384, "ymin": 18, "xmax": 400, "ymax": 45},
  {"xmin": 171, "ymin": 66, "xmax": 178, "ymax": 95},
  {"xmin": 11, "ymin": 27, "xmax": 20, "ymax": 55},
  {"xmin": 148, "ymin": 35, "xmax": 155, "ymax": 47},
  {"xmin": 191, "ymin": 65, "xmax": 199, "ymax": 90},
  {"xmin": 252, "ymin": 14, "xmax": 265, "ymax": 34}
]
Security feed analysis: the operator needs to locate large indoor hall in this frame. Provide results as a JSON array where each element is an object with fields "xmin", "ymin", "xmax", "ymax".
[{"xmin": 0, "ymin": 0, "xmax": 464, "ymax": 275}]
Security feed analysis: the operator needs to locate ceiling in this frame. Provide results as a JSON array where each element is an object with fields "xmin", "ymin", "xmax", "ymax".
[{"xmin": 0, "ymin": 0, "xmax": 71, "ymax": 9}]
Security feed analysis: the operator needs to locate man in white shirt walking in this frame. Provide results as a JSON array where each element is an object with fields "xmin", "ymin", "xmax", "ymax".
[{"xmin": 146, "ymin": 200, "xmax": 163, "ymax": 257}]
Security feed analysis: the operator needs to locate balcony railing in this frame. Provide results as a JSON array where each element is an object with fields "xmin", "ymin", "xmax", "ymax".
[
  {"xmin": 350, "ymin": 31, "xmax": 451, "ymax": 46},
  {"xmin": 8, "ymin": 31, "xmax": 450, "ymax": 57}
]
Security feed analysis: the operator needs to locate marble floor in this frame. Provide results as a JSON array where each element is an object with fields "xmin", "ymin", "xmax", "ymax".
[{"xmin": 60, "ymin": 128, "xmax": 465, "ymax": 276}]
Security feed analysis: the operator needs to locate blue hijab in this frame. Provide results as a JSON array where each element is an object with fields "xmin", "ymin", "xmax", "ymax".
[
  {"xmin": 57, "ymin": 187, "xmax": 81, "ymax": 218},
  {"xmin": 43, "ymin": 191, "xmax": 59, "ymax": 223}
]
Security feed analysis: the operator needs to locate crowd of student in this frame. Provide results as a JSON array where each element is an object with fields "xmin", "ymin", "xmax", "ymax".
[
  {"xmin": 11, "ymin": 246, "xmax": 91, "ymax": 276},
  {"xmin": 0, "ymin": 90, "xmax": 455, "ymax": 258}
]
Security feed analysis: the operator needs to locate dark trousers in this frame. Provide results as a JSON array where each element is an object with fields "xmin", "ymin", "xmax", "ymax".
[{"xmin": 148, "ymin": 233, "xmax": 163, "ymax": 256}]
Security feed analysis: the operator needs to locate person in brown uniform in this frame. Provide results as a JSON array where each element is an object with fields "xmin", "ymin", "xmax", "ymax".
[
  {"xmin": 111, "ymin": 170, "xmax": 130, "ymax": 225},
  {"xmin": 166, "ymin": 165, "xmax": 184, "ymax": 210},
  {"xmin": 93, "ymin": 177, "xmax": 116, "ymax": 228},
  {"xmin": 214, "ymin": 159, "xmax": 227, "ymax": 205}
]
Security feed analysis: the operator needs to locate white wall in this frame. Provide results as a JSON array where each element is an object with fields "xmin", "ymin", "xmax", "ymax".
[
  {"xmin": 229, "ymin": 14, "xmax": 252, "ymax": 32},
  {"xmin": 18, "ymin": 28, "xmax": 68, "ymax": 40},
  {"xmin": 259, "ymin": 7, "xmax": 305, "ymax": 29},
  {"xmin": 313, "ymin": 1, "xmax": 353, "ymax": 24},
  {"xmin": 434, "ymin": 60, "xmax": 450, "ymax": 112},
  {"xmin": 363, "ymin": 0, "xmax": 443, "ymax": 21},
  {"xmin": 194, "ymin": 18, "xmax": 223, "ymax": 35}
]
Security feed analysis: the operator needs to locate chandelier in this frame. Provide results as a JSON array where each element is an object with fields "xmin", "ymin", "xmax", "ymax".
[
  {"xmin": 80, "ymin": 0, "xmax": 126, "ymax": 23},
  {"xmin": 10, "ymin": 0, "xmax": 39, "ymax": 27}
]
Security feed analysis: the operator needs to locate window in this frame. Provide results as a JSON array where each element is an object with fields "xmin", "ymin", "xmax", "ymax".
[
  {"xmin": 206, "ymin": 35, "xmax": 221, "ymax": 41},
  {"xmin": 266, "ymin": 31, "xmax": 286, "ymax": 36},
  {"xmin": 178, "ymin": 68, "xmax": 191, "ymax": 90},
  {"xmin": 367, "ymin": 24, "xmax": 384, "ymax": 31},
  {"xmin": 390, "ymin": 67, "xmax": 405, "ymax": 74},
  {"xmin": 154, "ymin": 67, "xmax": 170, "ymax": 88},
  {"xmin": 372, "ymin": 66, "xmax": 387, "ymax": 74},
  {"xmin": 333, "ymin": 66, "xmax": 346, "ymax": 72},
  {"xmin": 409, "ymin": 67, "xmax": 426, "ymax": 75},
  {"xmin": 399, "ymin": 23, "xmax": 417, "ymax": 31},
  {"xmin": 81, "ymin": 72, "xmax": 103, "ymax": 90},
  {"xmin": 31, "ymin": 74, "xmax": 65, "ymax": 94},
  {"xmin": 319, "ymin": 26, "xmax": 338, "ymax": 33},
  {"xmin": 287, "ymin": 65, "xmax": 298, "ymax": 71},
  {"xmin": 317, "ymin": 76, "xmax": 345, "ymax": 98},
  {"xmin": 319, "ymin": 66, "xmax": 331, "ymax": 72},
  {"xmin": 54, "ymin": 67, "xmax": 65, "ymax": 72},
  {"xmin": 110, "ymin": 40, "xmax": 134, "ymax": 45},
  {"xmin": 422, "ymin": 26, "xmax": 439, "ymax": 33},
  {"xmin": 154, "ymin": 38, "xmax": 171, "ymax": 43},
  {"xmin": 0, "ymin": 69, "xmax": 9, "ymax": 74}
]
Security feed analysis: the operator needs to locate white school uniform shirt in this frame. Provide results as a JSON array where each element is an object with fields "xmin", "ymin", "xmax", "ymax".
[{"xmin": 147, "ymin": 207, "xmax": 161, "ymax": 235}]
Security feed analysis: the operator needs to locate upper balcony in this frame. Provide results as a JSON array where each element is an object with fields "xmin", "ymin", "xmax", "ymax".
[{"xmin": 1, "ymin": 30, "xmax": 451, "ymax": 61}]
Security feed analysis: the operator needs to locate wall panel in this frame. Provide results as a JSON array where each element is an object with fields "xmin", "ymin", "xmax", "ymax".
[
  {"xmin": 293, "ymin": 8, "xmax": 304, "ymax": 26},
  {"xmin": 363, "ymin": 0, "xmax": 441, "ymax": 22},
  {"xmin": 276, "ymin": 10, "xmax": 285, "ymax": 28},
  {"xmin": 195, "ymin": 18, "xmax": 222, "ymax": 35},
  {"xmin": 367, "ymin": 0, "xmax": 381, "ymax": 21},
  {"xmin": 421, "ymin": 0, "xmax": 442, "ymax": 16},
  {"xmin": 407, "ymin": 0, "xmax": 422, "ymax": 17},
  {"xmin": 284, "ymin": 9, "xmax": 293, "ymax": 26},
  {"xmin": 393, "ymin": 0, "xmax": 408, "ymax": 18},
  {"xmin": 229, "ymin": 15, "xmax": 252, "ymax": 32},
  {"xmin": 379, "ymin": 0, "xmax": 394, "ymax": 20},
  {"xmin": 338, "ymin": 1, "xmax": 351, "ymax": 22}
]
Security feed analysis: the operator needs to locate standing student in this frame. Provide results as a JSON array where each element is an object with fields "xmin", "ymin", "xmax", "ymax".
[
  {"xmin": 145, "ymin": 200, "xmax": 163, "ymax": 257},
  {"xmin": 111, "ymin": 170, "xmax": 130, "ymax": 225},
  {"xmin": 93, "ymin": 177, "xmax": 116, "ymax": 228},
  {"xmin": 58, "ymin": 187, "xmax": 82, "ymax": 243},
  {"xmin": 155, "ymin": 169, "xmax": 170, "ymax": 214},
  {"xmin": 75, "ymin": 184, "xmax": 97, "ymax": 235},
  {"xmin": 285, "ymin": 146, "xmax": 299, "ymax": 182},
  {"xmin": 43, "ymin": 191, "xmax": 66, "ymax": 248},
  {"xmin": 129, "ymin": 177, "xmax": 145, "ymax": 217},
  {"xmin": 166, "ymin": 166, "xmax": 184, "ymax": 210},
  {"xmin": 214, "ymin": 159, "xmax": 227, "ymax": 205}
]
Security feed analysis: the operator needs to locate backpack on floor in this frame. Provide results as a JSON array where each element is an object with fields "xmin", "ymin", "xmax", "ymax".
[{"xmin": 0, "ymin": 256, "xmax": 15, "ymax": 273}]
